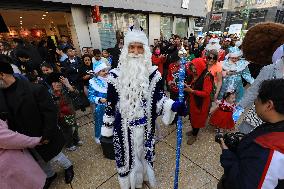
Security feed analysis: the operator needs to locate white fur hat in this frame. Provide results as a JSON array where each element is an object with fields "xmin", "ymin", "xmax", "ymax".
[
  {"xmin": 93, "ymin": 61, "xmax": 109, "ymax": 74},
  {"xmin": 124, "ymin": 20, "xmax": 148, "ymax": 47}
]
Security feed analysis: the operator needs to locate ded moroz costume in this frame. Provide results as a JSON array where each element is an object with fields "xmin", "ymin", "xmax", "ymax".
[{"xmin": 100, "ymin": 22, "xmax": 181, "ymax": 189}]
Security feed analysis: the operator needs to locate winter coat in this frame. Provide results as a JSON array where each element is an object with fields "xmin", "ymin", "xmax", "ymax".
[
  {"xmin": 0, "ymin": 119, "xmax": 46, "ymax": 189},
  {"xmin": 188, "ymin": 58, "xmax": 213, "ymax": 129},
  {"xmin": 220, "ymin": 121, "xmax": 284, "ymax": 189},
  {"xmin": 0, "ymin": 79, "xmax": 65, "ymax": 161},
  {"xmin": 152, "ymin": 54, "xmax": 166, "ymax": 75}
]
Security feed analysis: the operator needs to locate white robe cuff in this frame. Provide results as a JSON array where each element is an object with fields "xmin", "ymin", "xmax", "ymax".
[
  {"xmin": 101, "ymin": 126, "xmax": 113, "ymax": 137},
  {"xmin": 162, "ymin": 99, "xmax": 176, "ymax": 125}
]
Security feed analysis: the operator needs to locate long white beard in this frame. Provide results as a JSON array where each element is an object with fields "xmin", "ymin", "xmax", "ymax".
[
  {"xmin": 206, "ymin": 43, "xmax": 221, "ymax": 51},
  {"xmin": 118, "ymin": 54, "xmax": 150, "ymax": 120}
]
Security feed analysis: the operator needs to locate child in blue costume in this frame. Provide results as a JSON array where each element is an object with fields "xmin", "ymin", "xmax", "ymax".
[
  {"xmin": 218, "ymin": 47, "xmax": 254, "ymax": 103},
  {"xmin": 88, "ymin": 61, "xmax": 109, "ymax": 144}
]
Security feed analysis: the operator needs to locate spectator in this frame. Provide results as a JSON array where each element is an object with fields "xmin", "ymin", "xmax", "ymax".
[
  {"xmin": 87, "ymin": 47, "xmax": 94, "ymax": 57},
  {"xmin": 218, "ymin": 79, "xmax": 284, "ymax": 189},
  {"xmin": 102, "ymin": 49, "xmax": 112, "ymax": 66},
  {"xmin": 192, "ymin": 42, "xmax": 201, "ymax": 58},
  {"xmin": 0, "ymin": 55, "xmax": 74, "ymax": 187},
  {"xmin": 82, "ymin": 47, "xmax": 89, "ymax": 55},
  {"xmin": 15, "ymin": 48, "xmax": 39, "ymax": 75},
  {"xmin": 184, "ymin": 58, "xmax": 213, "ymax": 145},
  {"xmin": 38, "ymin": 40, "xmax": 49, "ymax": 62},
  {"xmin": 185, "ymin": 45, "xmax": 195, "ymax": 61},
  {"xmin": 56, "ymin": 47, "xmax": 68, "ymax": 63},
  {"xmin": 0, "ymin": 118, "xmax": 46, "ymax": 189},
  {"xmin": 154, "ymin": 39, "xmax": 159, "ymax": 46},
  {"xmin": 61, "ymin": 47, "xmax": 83, "ymax": 90},
  {"xmin": 47, "ymin": 73, "xmax": 82, "ymax": 151},
  {"xmin": 46, "ymin": 36, "xmax": 57, "ymax": 64},
  {"xmin": 184, "ymin": 38, "xmax": 190, "ymax": 47},
  {"xmin": 58, "ymin": 35, "xmax": 73, "ymax": 50},
  {"xmin": 79, "ymin": 54, "xmax": 93, "ymax": 96},
  {"xmin": 152, "ymin": 46, "xmax": 166, "ymax": 86},
  {"xmin": 188, "ymin": 33, "xmax": 196, "ymax": 45},
  {"xmin": 0, "ymin": 41, "xmax": 10, "ymax": 56},
  {"xmin": 11, "ymin": 38, "xmax": 42, "ymax": 73},
  {"xmin": 206, "ymin": 50, "xmax": 223, "ymax": 101}
]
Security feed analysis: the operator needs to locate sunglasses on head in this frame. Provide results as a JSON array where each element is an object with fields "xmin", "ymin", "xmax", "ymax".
[{"xmin": 208, "ymin": 56, "xmax": 217, "ymax": 60}]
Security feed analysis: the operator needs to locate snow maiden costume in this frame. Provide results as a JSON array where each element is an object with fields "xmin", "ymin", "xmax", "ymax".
[
  {"xmin": 101, "ymin": 23, "xmax": 180, "ymax": 189},
  {"xmin": 236, "ymin": 23, "xmax": 284, "ymax": 134},
  {"xmin": 88, "ymin": 62, "xmax": 109, "ymax": 141},
  {"xmin": 218, "ymin": 47, "xmax": 254, "ymax": 103}
]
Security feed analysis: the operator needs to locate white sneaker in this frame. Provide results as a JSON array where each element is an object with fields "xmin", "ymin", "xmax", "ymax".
[
  {"xmin": 66, "ymin": 146, "xmax": 77, "ymax": 151},
  {"xmin": 95, "ymin": 138, "xmax": 101, "ymax": 144}
]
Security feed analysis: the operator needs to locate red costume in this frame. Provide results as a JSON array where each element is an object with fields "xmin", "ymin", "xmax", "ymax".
[
  {"xmin": 151, "ymin": 55, "xmax": 166, "ymax": 75},
  {"xmin": 167, "ymin": 63, "xmax": 180, "ymax": 93},
  {"xmin": 167, "ymin": 62, "xmax": 191, "ymax": 94},
  {"xmin": 209, "ymin": 100, "xmax": 236, "ymax": 129},
  {"xmin": 188, "ymin": 58, "xmax": 213, "ymax": 129}
]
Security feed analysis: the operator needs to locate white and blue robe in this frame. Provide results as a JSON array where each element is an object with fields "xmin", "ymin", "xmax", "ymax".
[{"xmin": 101, "ymin": 67, "xmax": 176, "ymax": 189}]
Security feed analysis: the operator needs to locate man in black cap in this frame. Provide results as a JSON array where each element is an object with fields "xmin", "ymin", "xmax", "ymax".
[{"xmin": 0, "ymin": 55, "xmax": 74, "ymax": 188}]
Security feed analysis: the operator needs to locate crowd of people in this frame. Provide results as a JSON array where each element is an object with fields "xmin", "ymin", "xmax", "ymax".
[{"xmin": 0, "ymin": 21, "xmax": 284, "ymax": 189}]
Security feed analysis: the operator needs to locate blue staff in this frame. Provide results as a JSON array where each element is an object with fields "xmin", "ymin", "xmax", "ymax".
[{"xmin": 174, "ymin": 43, "xmax": 187, "ymax": 189}]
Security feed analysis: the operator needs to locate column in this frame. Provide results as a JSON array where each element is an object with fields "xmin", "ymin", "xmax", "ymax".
[
  {"xmin": 71, "ymin": 6, "xmax": 92, "ymax": 53},
  {"xmin": 149, "ymin": 14, "xmax": 161, "ymax": 45},
  {"xmin": 188, "ymin": 17, "xmax": 195, "ymax": 36}
]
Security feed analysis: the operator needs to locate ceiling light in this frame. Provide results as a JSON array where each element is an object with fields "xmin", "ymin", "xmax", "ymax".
[
  {"xmin": 42, "ymin": 18, "xmax": 45, "ymax": 20},
  {"xmin": 20, "ymin": 21, "xmax": 23, "ymax": 23},
  {"xmin": 20, "ymin": 16, "xmax": 22, "ymax": 19},
  {"xmin": 20, "ymin": 23, "xmax": 22, "ymax": 25},
  {"xmin": 45, "ymin": 12, "xmax": 49, "ymax": 14},
  {"xmin": 43, "ymin": 14, "xmax": 46, "ymax": 17}
]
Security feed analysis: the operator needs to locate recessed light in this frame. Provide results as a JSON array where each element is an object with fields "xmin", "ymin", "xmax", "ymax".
[
  {"xmin": 42, "ymin": 18, "xmax": 45, "ymax": 20},
  {"xmin": 45, "ymin": 12, "xmax": 49, "ymax": 14},
  {"xmin": 20, "ymin": 21, "xmax": 23, "ymax": 23},
  {"xmin": 20, "ymin": 23, "xmax": 22, "ymax": 25},
  {"xmin": 20, "ymin": 16, "xmax": 22, "ymax": 19},
  {"xmin": 43, "ymin": 14, "xmax": 46, "ymax": 17}
]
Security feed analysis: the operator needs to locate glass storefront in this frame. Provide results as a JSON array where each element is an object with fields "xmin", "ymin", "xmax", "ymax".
[
  {"xmin": 175, "ymin": 17, "xmax": 188, "ymax": 38},
  {"xmin": 98, "ymin": 12, "xmax": 148, "ymax": 49},
  {"xmin": 0, "ymin": 9, "xmax": 74, "ymax": 45},
  {"xmin": 160, "ymin": 16, "xmax": 173, "ymax": 40}
]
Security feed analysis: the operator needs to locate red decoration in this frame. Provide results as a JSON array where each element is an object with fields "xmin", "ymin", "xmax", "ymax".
[{"xmin": 91, "ymin": 6, "xmax": 101, "ymax": 23}]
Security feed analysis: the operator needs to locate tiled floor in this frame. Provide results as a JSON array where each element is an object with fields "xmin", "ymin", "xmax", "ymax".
[{"xmin": 50, "ymin": 109, "xmax": 222, "ymax": 189}]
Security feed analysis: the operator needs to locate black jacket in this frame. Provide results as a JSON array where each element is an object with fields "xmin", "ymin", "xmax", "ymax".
[
  {"xmin": 221, "ymin": 121, "xmax": 284, "ymax": 189},
  {"xmin": 0, "ymin": 79, "xmax": 65, "ymax": 161}
]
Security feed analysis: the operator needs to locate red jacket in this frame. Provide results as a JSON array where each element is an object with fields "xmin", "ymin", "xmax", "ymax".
[
  {"xmin": 188, "ymin": 58, "xmax": 213, "ymax": 128},
  {"xmin": 151, "ymin": 55, "xmax": 166, "ymax": 75}
]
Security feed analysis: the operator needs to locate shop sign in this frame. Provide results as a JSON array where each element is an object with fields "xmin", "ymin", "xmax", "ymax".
[
  {"xmin": 211, "ymin": 13, "xmax": 223, "ymax": 21},
  {"xmin": 181, "ymin": 0, "xmax": 190, "ymax": 9}
]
